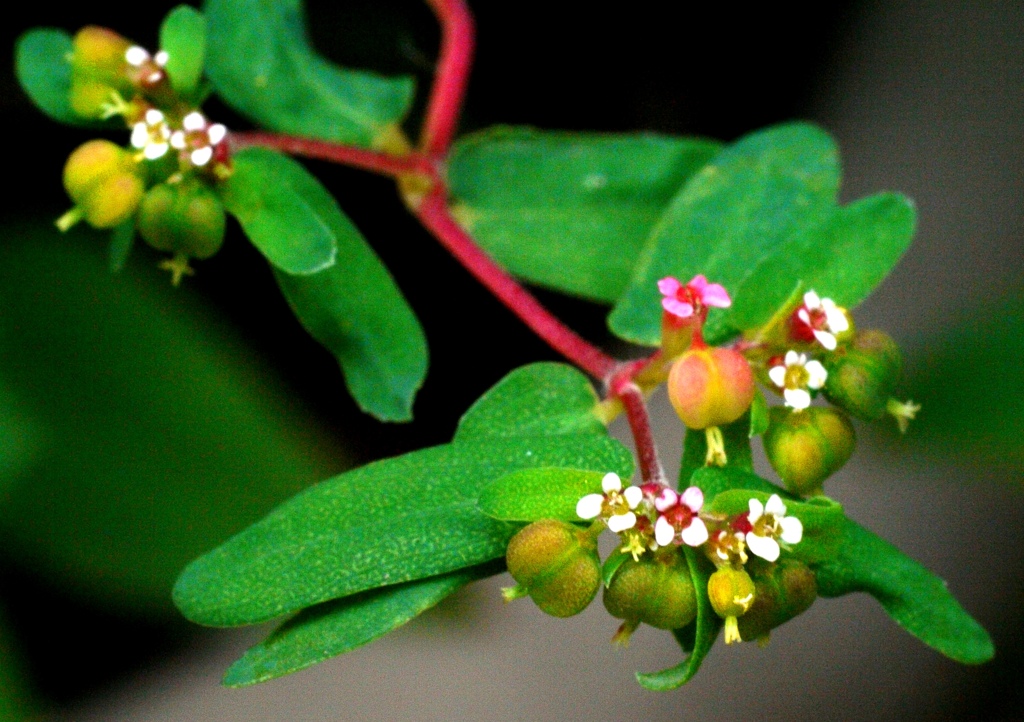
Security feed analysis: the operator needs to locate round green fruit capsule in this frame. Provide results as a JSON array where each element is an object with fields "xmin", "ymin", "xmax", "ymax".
[
  {"xmin": 505, "ymin": 520, "xmax": 601, "ymax": 618},
  {"xmin": 763, "ymin": 406, "xmax": 855, "ymax": 496},
  {"xmin": 71, "ymin": 26, "xmax": 133, "ymax": 79},
  {"xmin": 62, "ymin": 140, "xmax": 144, "ymax": 229},
  {"xmin": 667, "ymin": 347, "xmax": 755, "ymax": 430},
  {"xmin": 707, "ymin": 566, "xmax": 756, "ymax": 619},
  {"xmin": 137, "ymin": 181, "xmax": 226, "ymax": 260},
  {"xmin": 824, "ymin": 330, "xmax": 903, "ymax": 421},
  {"xmin": 603, "ymin": 551, "xmax": 697, "ymax": 631},
  {"xmin": 736, "ymin": 558, "xmax": 817, "ymax": 642}
]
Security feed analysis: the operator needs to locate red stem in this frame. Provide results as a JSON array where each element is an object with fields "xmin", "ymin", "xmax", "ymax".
[
  {"xmin": 416, "ymin": 187, "xmax": 618, "ymax": 380},
  {"xmin": 421, "ymin": 0, "xmax": 475, "ymax": 157},
  {"xmin": 612, "ymin": 374, "xmax": 666, "ymax": 486},
  {"xmin": 229, "ymin": 132, "xmax": 427, "ymax": 178}
]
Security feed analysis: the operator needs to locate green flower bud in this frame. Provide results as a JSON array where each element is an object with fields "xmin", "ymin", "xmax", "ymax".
[
  {"xmin": 137, "ymin": 180, "xmax": 226, "ymax": 260},
  {"xmin": 707, "ymin": 566, "xmax": 757, "ymax": 644},
  {"xmin": 505, "ymin": 520, "xmax": 601, "ymax": 618},
  {"xmin": 62, "ymin": 140, "xmax": 144, "ymax": 229},
  {"xmin": 603, "ymin": 551, "xmax": 697, "ymax": 641},
  {"xmin": 667, "ymin": 347, "xmax": 755, "ymax": 430},
  {"xmin": 736, "ymin": 558, "xmax": 817, "ymax": 642},
  {"xmin": 763, "ymin": 406, "xmax": 855, "ymax": 496},
  {"xmin": 824, "ymin": 330, "xmax": 903, "ymax": 421}
]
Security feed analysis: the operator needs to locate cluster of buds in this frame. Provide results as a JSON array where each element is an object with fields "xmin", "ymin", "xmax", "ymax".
[
  {"xmin": 504, "ymin": 472, "xmax": 810, "ymax": 647},
  {"xmin": 57, "ymin": 26, "xmax": 231, "ymax": 284}
]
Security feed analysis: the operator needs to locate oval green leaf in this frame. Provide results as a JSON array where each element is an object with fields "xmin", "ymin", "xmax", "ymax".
[
  {"xmin": 160, "ymin": 5, "xmax": 207, "ymax": 100},
  {"xmin": 15, "ymin": 29, "xmax": 88, "ymax": 126},
  {"xmin": 477, "ymin": 467, "xmax": 605, "ymax": 522}
]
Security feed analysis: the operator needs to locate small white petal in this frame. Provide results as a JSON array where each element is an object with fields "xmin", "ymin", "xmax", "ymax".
[
  {"xmin": 170, "ymin": 131, "xmax": 186, "ymax": 149},
  {"xmin": 130, "ymin": 123, "xmax": 149, "ymax": 148},
  {"xmin": 797, "ymin": 308, "xmax": 811, "ymax": 324},
  {"xmin": 823, "ymin": 301, "xmax": 849, "ymax": 333},
  {"xmin": 780, "ymin": 515, "xmax": 804, "ymax": 544},
  {"xmin": 147, "ymin": 71, "xmax": 163, "ymax": 83},
  {"xmin": 125, "ymin": 46, "xmax": 149, "ymax": 66},
  {"xmin": 654, "ymin": 487, "xmax": 678, "ymax": 512},
  {"xmin": 784, "ymin": 350, "xmax": 800, "ymax": 366},
  {"xmin": 784, "ymin": 388, "xmax": 811, "ymax": 410},
  {"xmin": 813, "ymin": 329, "xmax": 838, "ymax": 351},
  {"xmin": 768, "ymin": 365, "xmax": 787, "ymax": 388},
  {"xmin": 803, "ymin": 290, "xmax": 821, "ymax": 309},
  {"xmin": 765, "ymin": 494, "xmax": 787, "ymax": 517},
  {"xmin": 805, "ymin": 360, "xmax": 828, "ymax": 388},
  {"xmin": 144, "ymin": 142, "xmax": 169, "ymax": 160},
  {"xmin": 746, "ymin": 533, "xmax": 780, "ymax": 562},
  {"xmin": 207, "ymin": 124, "xmax": 227, "ymax": 144},
  {"xmin": 145, "ymin": 108, "xmax": 164, "ymax": 125},
  {"xmin": 191, "ymin": 146, "xmax": 214, "ymax": 166},
  {"xmin": 154, "ymin": 50, "xmax": 169, "ymax": 66},
  {"xmin": 623, "ymin": 485, "xmax": 643, "ymax": 509},
  {"xmin": 601, "ymin": 472, "xmax": 622, "ymax": 494},
  {"xmin": 748, "ymin": 498, "xmax": 765, "ymax": 523},
  {"xmin": 183, "ymin": 111, "xmax": 206, "ymax": 131},
  {"xmin": 607, "ymin": 512, "xmax": 636, "ymax": 533},
  {"xmin": 654, "ymin": 516, "xmax": 675, "ymax": 546},
  {"xmin": 681, "ymin": 518, "xmax": 709, "ymax": 547},
  {"xmin": 681, "ymin": 486, "xmax": 704, "ymax": 513},
  {"xmin": 576, "ymin": 494, "xmax": 604, "ymax": 520}
]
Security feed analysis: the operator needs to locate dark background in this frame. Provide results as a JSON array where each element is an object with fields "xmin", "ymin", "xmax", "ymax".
[{"xmin": 1, "ymin": 1, "xmax": 1022, "ymax": 720}]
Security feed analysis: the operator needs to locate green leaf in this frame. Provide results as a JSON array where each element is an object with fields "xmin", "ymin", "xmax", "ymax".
[
  {"xmin": 223, "ymin": 563, "xmax": 498, "ymax": 687},
  {"xmin": 601, "ymin": 549, "xmax": 630, "ymax": 588},
  {"xmin": 173, "ymin": 363, "xmax": 633, "ymax": 627},
  {"xmin": 635, "ymin": 546, "xmax": 720, "ymax": 690},
  {"xmin": 203, "ymin": 0, "xmax": 413, "ymax": 148},
  {"xmin": 478, "ymin": 467, "xmax": 604, "ymax": 522},
  {"xmin": 680, "ymin": 414, "xmax": 754, "ymax": 484},
  {"xmin": 609, "ymin": 123, "xmax": 840, "ymax": 345},
  {"xmin": 815, "ymin": 518, "xmax": 993, "ymax": 665},
  {"xmin": 108, "ymin": 218, "xmax": 134, "ymax": 273},
  {"xmin": 219, "ymin": 148, "xmax": 338, "ymax": 274},
  {"xmin": 160, "ymin": 5, "xmax": 207, "ymax": 100},
  {"xmin": 15, "ymin": 29, "xmax": 84, "ymax": 126},
  {"xmin": 448, "ymin": 127, "xmax": 721, "ymax": 303},
  {"xmin": 727, "ymin": 193, "xmax": 916, "ymax": 334}
]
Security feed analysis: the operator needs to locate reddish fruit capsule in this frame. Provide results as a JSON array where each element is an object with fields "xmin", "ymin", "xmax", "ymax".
[{"xmin": 667, "ymin": 347, "xmax": 755, "ymax": 429}]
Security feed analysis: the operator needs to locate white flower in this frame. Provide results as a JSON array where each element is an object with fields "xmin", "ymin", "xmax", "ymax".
[
  {"xmin": 745, "ymin": 494, "xmax": 803, "ymax": 562},
  {"xmin": 768, "ymin": 350, "xmax": 827, "ymax": 411},
  {"xmin": 653, "ymin": 486, "xmax": 709, "ymax": 547},
  {"xmin": 576, "ymin": 472, "xmax": 643, "ymax": 532},
  {"xmin": 794, "ymin": 291, "xmax": 850, "ymax": 351},
  {"xmin": 130, "ymin": 108, "xmax": 171, "ymax": 160}
]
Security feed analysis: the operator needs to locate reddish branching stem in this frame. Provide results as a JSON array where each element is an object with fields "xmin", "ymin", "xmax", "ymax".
[
  {"xmin": 421, "ymin": 0, "xmax": 475, "ymax": 157},
  {"xmin": 416, "ymin": 187, "xmax": 618, "ymax": 379},
  {"xmin": 229, "ymin": 132, "xmax": 428, "ymax": 178},
  {"xmin": 611, "ymin": 369, "xmax": 666, "ymax": 486}
]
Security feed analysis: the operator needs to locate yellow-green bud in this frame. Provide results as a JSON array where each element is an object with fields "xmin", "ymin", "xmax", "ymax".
[
  {"xmin": 62, "ymin": 140, "xmax": 144, "ymax": 229},
  {"xmin": 71, "ymin": 27, "xmax": 132, "ymax": 79},
  {"xmin": 763, "ymin": 406, "xmax": 856, "ymax": 496},
  {"xmin": 824, "ymin": 330, "xmax": 903, "ymax": 421},
  {"xmin": 505, "ymin": 520, "xmax": 600, "ymax": 618},
  {"xmin": 667, "ymin": 347, "xmax": 755, "ymax": 430},
  {"xmin": 137, "ymin": 181, "xmax": 226, "ymax": 260},
  {"xmin": 603, "ymin": 551, "xmax": 697, "ymax": 632},
  {"xmin": 707, "ymin": 567, "xmax": 756, "ymax": 618},
  {"xmin": 736, "ymin": 558, "xmax": 817, "ymax": 642}
]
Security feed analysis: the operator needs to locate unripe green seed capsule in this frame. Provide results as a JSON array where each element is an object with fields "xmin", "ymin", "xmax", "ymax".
[
  {"xmin": 824, "ymin": 330, "xmax": 903, "ymax": 421},
  {"xmin": 138, "ymin": 181, "xmax": 226, "ymax": 260},
  {"xmin": 71, "ymin": 26, "xmax": 132, "ymax": 79},
  {"xmin": 707, "ymin": 567, "xmax": 756, "ymax": 619},
  {"xmin": 736, "ymin": 559, "xmax": 817, "ymax": 642},
  {"xmin": 62, "ymin": 140, "xmax": 144, "ymax": 229},
  {"xmin": 667, "ymin": 347, "xmax": 755, "ymax": 430},
  {"xmin": 764, "ymin": 406, "xmax": 856, "ymax": 496},
  {"xmin": 603, "ymin": 551, "xmax": 697, "ymax": 631},
  {"xmin": 505, "ymin": 520, "xmax": 600, "ymax": 618}
]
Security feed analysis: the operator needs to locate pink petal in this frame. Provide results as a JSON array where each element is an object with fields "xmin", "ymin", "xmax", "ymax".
[
  {"xmin": 687, "ymin": 274, "xmax": 710, "ymax": 292},
  {"xmin": 681, "ymin": 518, "xmax": 709, "ymax": 546},
  {"xmin": 654, "ymin": 487, "xmax": 678, "ymax": 512},
  {"xmin": 662, "ymin": 297, "xmax": 694, "ymax": 318},
  {"xmin": 699, "ymin": 282, "xmax": 732, "ymax": 308},
  {"xmin": 657, "ymin": 277, "xmax": 681, "ymax": 297},
  {"xmin": 680, "ymin": 486, "xmax": 704, "ymax": 513}
]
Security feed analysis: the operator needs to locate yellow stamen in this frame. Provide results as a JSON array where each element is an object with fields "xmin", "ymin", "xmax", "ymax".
[{"xmin": 705, "ymin": 426, "xmax": 727, "ymax": 466}]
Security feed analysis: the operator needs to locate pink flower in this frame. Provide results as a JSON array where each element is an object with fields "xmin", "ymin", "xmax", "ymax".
[
  {"xmin": 658, "ymin": 275, "xmax": 732, "ymax": 320},
  {"xmin": 653, "ymin": 486, "xmax": 709, "ymax": 547}
]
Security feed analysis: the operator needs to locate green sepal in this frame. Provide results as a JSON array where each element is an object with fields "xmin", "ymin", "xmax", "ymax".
[
  {"xmin": 749, "ymin": 389, "xmax": 770, "ymax": 438},
  {"xmin": 601, "ymin": 549, "xmax": 631, "ymax": 588},
  {"xmin": 223, "ymin": 562, "xmax": 501, "ymax": 687},
  {"xmin": 635, "ymin": 546, "xmax": 720, "ymax": 691},
  {"xmin": 107, "ymin": 218, "xmax": 134, "ymax": 273},
  {"xmin": 203, "ymin": 0, "xmax": 414, "ymax": 148},
  {"xmin": 477, "ymin": 468, "xmax": 604, "ymax": 522},
  {"xmin": 159, "ymin": 5, "xmax": 207, "ymax": 101},
  {"xmin": 448, "ymin": 127, "xmax": 721, "ymax": 303}
]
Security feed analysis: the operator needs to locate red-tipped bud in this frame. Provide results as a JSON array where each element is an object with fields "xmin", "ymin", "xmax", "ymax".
[
  {"xmin": 824, "ymin": 329, "xmax": 903, "ymax": 421},
  {"xmin": 138, "ymin": 180, "xmax": 226, "ymax": 260},
  {"xmin": 505, "ymin": 520, "xmax": 601, "ymax": 618},
  {"xmin": 736, "ymin": 558, "xmax": 817, "ymax": 642},
  {"xmin": 62, "ymin": 140, "xmax": 144, "ymax": 229},
  {"xmin": 763, "ymin": 406, "xmax": 856, "ymax": 496},
  {"xmin": 667, "ymin": 347, "xmax": 755, "ymax": 429},
  {"xmin": 603, "ymin": 551, "xmax": 697, "ymax": 638}
]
